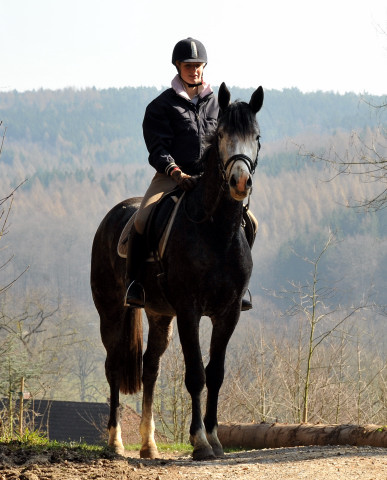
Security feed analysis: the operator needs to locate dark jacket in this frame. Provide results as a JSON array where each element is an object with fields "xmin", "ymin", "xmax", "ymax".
[{"xmin": 142, "ymin": 87, "xmax": 219, "ymax": 176}]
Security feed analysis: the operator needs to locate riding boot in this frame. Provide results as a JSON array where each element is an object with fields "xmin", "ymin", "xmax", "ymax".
[
  {"xmin": 241, "ymin": 208, "xmax": 257, "ymax": 312},
  {"xmin": 124, "ymin": 228, "xmax": 146, "ymax": 308}
]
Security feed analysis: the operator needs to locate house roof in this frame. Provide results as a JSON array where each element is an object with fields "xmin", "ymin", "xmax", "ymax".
[
  {"xmin": 27, "ymin": 399, "xmax": 110, "ymax": 444},
  {"xmin": 3, "ymin": 398, "xmax": 167, "ymax": 445}
]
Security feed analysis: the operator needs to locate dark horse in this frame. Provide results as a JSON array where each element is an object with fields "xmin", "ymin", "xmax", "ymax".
[{"xmin": 91, "ymin": 83, "xmax": 264, "ymax": 460}]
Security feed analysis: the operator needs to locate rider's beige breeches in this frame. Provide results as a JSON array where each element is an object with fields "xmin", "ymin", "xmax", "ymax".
[{"xmin": 134, "ymin": 172, "xmax": 176, "ymax": 234}]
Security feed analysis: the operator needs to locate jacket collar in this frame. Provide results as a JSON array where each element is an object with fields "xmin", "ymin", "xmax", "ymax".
[{"xmin": 171, "ymin": 74, "xmax": 213, "ymax": 102}]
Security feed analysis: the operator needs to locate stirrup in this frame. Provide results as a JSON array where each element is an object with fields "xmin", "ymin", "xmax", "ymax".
[
  {"xmin": 241, "ymin": 289, "xmax": 253, "ymax": 311},
  {"xmin": 124, "ymin": 281, "xmax": 145, "ymax": 308}
]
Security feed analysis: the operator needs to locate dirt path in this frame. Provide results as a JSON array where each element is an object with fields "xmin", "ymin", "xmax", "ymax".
[{"xmin": 1, "ymin": 444, "xmax": 386, "ymax": 479}]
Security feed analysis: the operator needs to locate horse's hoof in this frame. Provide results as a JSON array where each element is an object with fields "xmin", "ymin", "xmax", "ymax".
[
  {"xmin": 206, "ymin": 432, "xmax": 224, "ymax": 457},
  {"xmin": 140, "ymin": 446, "xmax": 159, "ymax": 459},
  {"xmin": 108, "ymin": 443, "xmax": 125, "ymax": 456},
  {"xmin": 192, "ymin": 445, "xmax": 215, "ymax": 461},
  {"xmin": 211, "ymin": 445, "xmax": 225, "ymax": 457}
]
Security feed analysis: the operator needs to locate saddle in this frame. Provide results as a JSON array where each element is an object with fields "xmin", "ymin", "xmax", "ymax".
[
  {"xmin": 146, "ymin": 188, "xmax": 185, "ymax": 259},
  {"xmin": 117, "ymin": 190, "xmax": 256, "ymax": 260},
  {"xmin": 117, "ymin": 188, "xmax": 185, "ymax": 260}
]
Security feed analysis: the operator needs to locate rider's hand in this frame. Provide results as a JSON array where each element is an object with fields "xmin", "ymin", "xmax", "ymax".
[{"xmin": 171, "ymin": 169, "xmax": 198, "ymax": 191}]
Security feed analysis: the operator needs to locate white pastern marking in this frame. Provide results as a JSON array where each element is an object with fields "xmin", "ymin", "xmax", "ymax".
[
  {"xmin": 140, "ymin": 415, "xmax": 156, "ymax": 439},
  {"xmin": 108, "ymin": 425, "xmax": 124, "ymax": 453},
  {"xmin": 140, "ymin": 414, "xmax": 157, "ymax": 452}
]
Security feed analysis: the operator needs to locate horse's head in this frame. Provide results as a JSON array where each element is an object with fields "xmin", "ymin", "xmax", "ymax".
[{"xmin": 216, "ymin": 82, "xmax": 264, "ymax": 201}]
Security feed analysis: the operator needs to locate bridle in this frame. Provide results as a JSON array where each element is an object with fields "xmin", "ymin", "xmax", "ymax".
[
  {"xmin": 184, "ymin": 134, "xmax": 260, "ymax": 224},
  {"xmin": 218, "ymin": 141, "xmax": 260, "ymax": 184}
]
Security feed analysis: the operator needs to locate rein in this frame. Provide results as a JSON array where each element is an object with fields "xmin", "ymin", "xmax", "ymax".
[{"xmin": 183, "ymin": 146, "xmax": 226, "ymax": 224}]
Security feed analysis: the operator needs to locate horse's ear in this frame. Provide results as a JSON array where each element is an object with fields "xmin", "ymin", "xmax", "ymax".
[
  {"xmin": 218, "ymin": 82, "xmax": 231, "ymax": 111},
  {"xmin": 249, "ymin": 86, "xmax": 264, "ymax": 114}
]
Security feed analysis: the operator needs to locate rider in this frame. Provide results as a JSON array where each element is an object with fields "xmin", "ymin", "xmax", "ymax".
[{"xmin": 124, "ymin": 37, "xmax": 254, "ymax": 311}]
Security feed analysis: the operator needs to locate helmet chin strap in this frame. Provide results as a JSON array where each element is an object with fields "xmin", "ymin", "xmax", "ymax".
[
  {"xmin": 187, "ymin": 81, "xmax": 203, "ymax": 87},
  {"xmin": 179, "ymin": 74, "xmax": 203, "ymax": 88}
]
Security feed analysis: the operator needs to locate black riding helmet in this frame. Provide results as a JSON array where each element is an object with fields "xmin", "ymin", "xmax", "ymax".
[
  {"xmin": 172, "ymin": 37, "xmax": 208, "ymax": 65},
  {"xmin": 172, "ymin": 38, "xmax": 207, "ymax": 87}
]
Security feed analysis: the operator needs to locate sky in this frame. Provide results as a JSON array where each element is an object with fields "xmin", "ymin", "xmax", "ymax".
[{"xmin": 1, "ymin": 0, "xmax": 386, "ymax": 95}]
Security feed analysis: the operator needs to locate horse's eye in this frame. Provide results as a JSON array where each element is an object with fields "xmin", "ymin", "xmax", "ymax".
[{"xmin": 218, "ymin": 132, "xmax": 224, "ymax": 140}]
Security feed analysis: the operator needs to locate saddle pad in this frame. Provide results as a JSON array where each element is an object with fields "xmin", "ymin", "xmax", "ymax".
[{"xmin": 117, "ymin": 213, "xmax": 136, "ymax": 258}]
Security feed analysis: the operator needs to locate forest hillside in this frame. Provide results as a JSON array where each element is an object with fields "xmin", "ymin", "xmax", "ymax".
[{"xmin": 1, "ymin": 86, "xmax": 386, "ymax": 306}]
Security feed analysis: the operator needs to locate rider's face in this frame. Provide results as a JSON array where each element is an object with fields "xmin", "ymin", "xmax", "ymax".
[{"xmin": 177, "ymin": 62, "xmax": 205, "ymax": 85}]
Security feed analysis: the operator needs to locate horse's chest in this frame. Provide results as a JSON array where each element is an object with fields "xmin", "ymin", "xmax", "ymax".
[
  {"xmin": 172, "ymin": 238, "xmax": 250, "ymax": 288},
  {"xmin": 167, "ymin": 220, "xmax": 252, "ymax": 290}
]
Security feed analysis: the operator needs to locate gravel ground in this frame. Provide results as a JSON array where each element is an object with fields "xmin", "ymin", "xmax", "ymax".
[{"xmin": 1, "ymin": 444, "xmax": 386, "ymax": 479}]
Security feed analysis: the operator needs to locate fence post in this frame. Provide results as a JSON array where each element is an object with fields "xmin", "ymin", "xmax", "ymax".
[{"xmin": 18, "ymin": 377, "xmax": 24, "ymax": 437}]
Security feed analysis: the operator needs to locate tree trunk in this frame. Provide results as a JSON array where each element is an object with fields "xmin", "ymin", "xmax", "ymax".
[{"xmin": 218, "ymin": 422, "xmax": 387, "ymax": 449}]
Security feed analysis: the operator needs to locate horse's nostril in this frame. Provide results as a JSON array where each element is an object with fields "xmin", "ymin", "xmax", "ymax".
[
  {"xmin": 247, "ymin": 176, "xmax": 252, "ymax": 189},
  {"xmin": 230, "ymin": 175, "xmax": 237, "ymax": 188}
]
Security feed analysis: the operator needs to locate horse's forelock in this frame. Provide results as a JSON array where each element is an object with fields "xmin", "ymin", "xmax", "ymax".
[
  {"xmin": 219, "ymin": 101, "xmax": 258, "ymax": 137},
  {"xmin": 203, "ymin": 100, "xmax": 259, "ymax": 159}
]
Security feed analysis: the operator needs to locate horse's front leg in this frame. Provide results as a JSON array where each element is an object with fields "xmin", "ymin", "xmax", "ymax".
[
  {"xmin": 140, "ymin": 313, "xmax": 173, "ymax": 459},
  {"xmin": 177, "ymin": 312, "xmax": 215, "ymax": 460},
  {"xmin": 204, "ymin": 307, "xmax": 240, "ymax": 457}
]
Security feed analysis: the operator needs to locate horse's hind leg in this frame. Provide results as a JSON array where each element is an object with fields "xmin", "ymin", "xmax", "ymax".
[
  {"xmin": 140, "ymin": 313, "xmax": 173, "ymax": 459},
  {"xmin": 105, "ymin": 353, "xmax": 125, "ymax": 455},
  {"xmin": 101, "ymin": 306, "xmax": 142, "ymax": 455}
]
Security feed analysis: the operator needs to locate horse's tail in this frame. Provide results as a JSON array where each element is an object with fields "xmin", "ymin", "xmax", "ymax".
[{"xmin": 120, "ymin": 307, "xmax": 143, "ymax": 395}]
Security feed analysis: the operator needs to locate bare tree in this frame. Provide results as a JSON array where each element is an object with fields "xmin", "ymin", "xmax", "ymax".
[
  {"xmin": 0, "ymin": 290, "xmax": 79, "ymax": 437},
  {"xmin": 154, "ymin": 333, "xmax": 191, "ymax": 443},
  {"xmin": 278, "ymin": 231, "xmax": 372, "ymax": 422},
  {"xmin": 0, "ymin": 123, "xmax": 28, "ymax": 296},
  {"xmin": 70, "ymin": 338, "xmax": 106, "ymax": 402},
  {"xmin": 303, "ymin": 101, "xmax": 387, "ymax": 211},
  {"xmin": 220, "ymin": 325, "xmax": 281, "ymax": 424},
  {"xmin": 0, "ymin": 189, "xmax": 29, "ymax": 296}
]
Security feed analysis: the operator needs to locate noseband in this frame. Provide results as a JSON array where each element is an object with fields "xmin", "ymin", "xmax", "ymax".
[
  {"xmin": 184, "ymin": 136, "xmax": 260, "ymax": 224},
  {"xmin": 218, "ymin": 138, "xmax": 260, "ymax": 184},
  {"xmin": 221, "ymin": 153, "xmax": 258, "ymax": 181}
]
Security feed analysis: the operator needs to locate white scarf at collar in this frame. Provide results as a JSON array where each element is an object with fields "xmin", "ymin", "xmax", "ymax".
[{"xmin": 171, "ymin": 74, "xmax": 213, "ymax": 102}]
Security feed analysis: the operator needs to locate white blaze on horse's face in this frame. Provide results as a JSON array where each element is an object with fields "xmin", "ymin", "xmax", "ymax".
[
  {"xmin": 217, "ymin": 83, "xmax": 264, "ymax": 202},
  {"xmin": 218, "ymin": 126, "xmax": 260, "ymax": 201}
]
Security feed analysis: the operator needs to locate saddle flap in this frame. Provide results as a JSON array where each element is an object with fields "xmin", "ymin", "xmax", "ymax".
[{"xmin": 147, "ymin": 189, "xmax": 185, "ymax": 257}]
